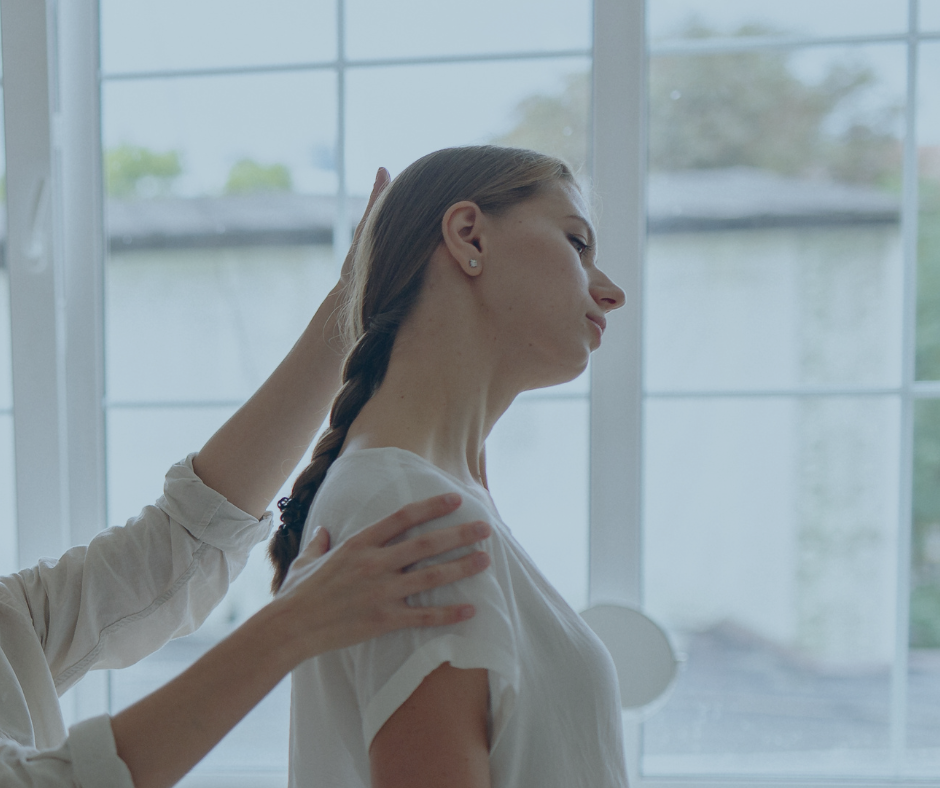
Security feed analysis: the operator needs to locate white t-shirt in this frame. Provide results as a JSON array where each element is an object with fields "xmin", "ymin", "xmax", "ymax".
[{"xmin": 289, "ymin": 447, "xmax": 628, "ymax": 788}]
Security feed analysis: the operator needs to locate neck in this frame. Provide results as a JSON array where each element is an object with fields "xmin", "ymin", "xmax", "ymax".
[{"xmin": 342, "ymin": 299, "xmax": 518, "ymax": 489}]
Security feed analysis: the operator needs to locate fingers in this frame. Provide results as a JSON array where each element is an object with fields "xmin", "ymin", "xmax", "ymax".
[
  {"xmin": 355, "ymin": 493, "xmax": 465, "ymax": 546},
  {"xmin": 353, "ymin": 167, "xmax": 390, "ymax": 245},
  {"xmin": 300, "ymin": 526, "xmax": 330, "ymax": 562},
  {"xmin": 399, "ymin": 549, "xmax": 490, "ymax": 597},
  {"xmin": 399, "ymin": 603, "xmax": 477, "ymax": 629},
  {"xmin": 342, "ymin": 167, "xmax": 391, "ymax": 282},
  {"xmin": 384, "ymin": 518, "xmax": 491, "ymax": 569}
]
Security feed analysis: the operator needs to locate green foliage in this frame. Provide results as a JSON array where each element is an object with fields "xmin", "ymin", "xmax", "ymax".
[
  {"xmin": 916, "ymin": 177, "xmax": 940, "ymax": 379},
  {"xmin": 224, "ymin": 159, "xmax": 292, "ymax": 195},
  {"xmin": 495, "ymin": 22, "xmax": 899, "ymax": 187},
  {"xmin": 911, "ymin": 399, "xmax": 940, "ymax": 647},
  {"xmin": 493, "ymin": 74, "xmax": 589, "ymax": 176},
  {"xmin": 105, "ymin": 145, "xmax": 183, "ymax": 198},
  {"xmin": 648, "ymin": 23, "xmax": 899, "ymax": 184},
  {"xmin": 911, "ymin": 585, "xmax": 940, "ymax": 647}
]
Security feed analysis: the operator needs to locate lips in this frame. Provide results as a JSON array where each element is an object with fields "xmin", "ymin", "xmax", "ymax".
[{"xmin": 587, "ymin": 314, "xmax": 607, "ymax": 334}]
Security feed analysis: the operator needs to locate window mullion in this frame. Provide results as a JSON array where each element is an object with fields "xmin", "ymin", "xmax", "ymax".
[
  {"xmin": 589, "ymin": 0, "xmax": 646, "ymax": 608},
  {"xmin": 2, "ymin": 0, "xmax": 108, "ymax": 721},
  {"xmin": 57, "ymin": 0, "xmax": 107, "ymax": 550},
  {"xmin": 1, "ymin": 0, "xmax": 70, "ymax": 569}
]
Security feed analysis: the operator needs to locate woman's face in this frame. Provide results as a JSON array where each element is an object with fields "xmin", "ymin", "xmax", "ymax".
[{"xmin": 481, "ymin": 180, "xmax": 626, "ymax": 390}]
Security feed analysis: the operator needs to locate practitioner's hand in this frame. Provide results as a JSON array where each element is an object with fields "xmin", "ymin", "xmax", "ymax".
[
  {"xmin": 340, "ymin": 166, "xmax": 391, "ymax": 286},
  {"xmin": 273, "ymin": 493, "xmax": 490, "ymax": 661}
]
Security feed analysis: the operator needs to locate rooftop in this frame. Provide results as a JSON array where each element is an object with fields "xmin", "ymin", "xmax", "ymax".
[{"xmin": 0, "ymin": 168, "xmax": 902, "ymax": 260}]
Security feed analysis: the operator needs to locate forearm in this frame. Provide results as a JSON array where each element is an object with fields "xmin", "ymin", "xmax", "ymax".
[
  {"xmin": 111, "ymin": 601, "xmax": 301, "ymax": 788},
  {"xmin": 193, "ymin": 282, "xmax": 346, "ymax": 518}
]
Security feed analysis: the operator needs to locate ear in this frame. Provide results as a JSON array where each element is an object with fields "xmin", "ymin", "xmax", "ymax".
[{"xmin": 441, "ymin": 201, "xmax": 485, "ymax": 277}]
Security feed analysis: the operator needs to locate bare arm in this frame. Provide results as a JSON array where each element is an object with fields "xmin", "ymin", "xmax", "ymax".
[
  {"xmin": 369, "ymin": 663, "xmax": 491, "ymax": 788},
  {"xmin": 192, "ymin": 168, "xmax": 391, "ymax": 519},
  {"xmin": 111, "ymin": 494, "xmax": 491, "ymax": 788}
]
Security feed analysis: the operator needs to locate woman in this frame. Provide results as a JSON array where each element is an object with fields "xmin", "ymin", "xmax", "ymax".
[
  {"xmin": 274, "ymin": 146, "xmax": 629, "ymax": 788},
  {"xmin": 0, "ymin": 169, "xmax": 495, "ymax": 788}
]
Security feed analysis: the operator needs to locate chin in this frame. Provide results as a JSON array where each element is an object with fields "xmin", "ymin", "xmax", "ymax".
[{"xmin": 525, "ymin": 358, "xmax": 589, "ymax": 392}]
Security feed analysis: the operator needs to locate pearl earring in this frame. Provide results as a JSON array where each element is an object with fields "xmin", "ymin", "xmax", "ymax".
[{"xmin": 469, "ymin": 259, "xmax": 479, "ymax": 268}]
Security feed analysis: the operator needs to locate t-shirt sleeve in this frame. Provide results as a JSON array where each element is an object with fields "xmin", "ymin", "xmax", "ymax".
[{"xmin": 308, "ymin": 458, "xmax": 520, "ymax": 750}]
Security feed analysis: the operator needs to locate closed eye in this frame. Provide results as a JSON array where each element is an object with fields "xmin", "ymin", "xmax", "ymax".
[{"xmin": 569, "ymin": 235, "xmax": 593, "ymax": 258}]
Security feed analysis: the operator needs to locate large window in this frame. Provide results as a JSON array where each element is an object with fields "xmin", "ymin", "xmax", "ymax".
[
  {"xmin": 635, "ymin": 0, "xmax": 940, "ymax": 781},
  {"xmin": 3, "ymin": 1, "xmax": 940, "ymax": 786}
]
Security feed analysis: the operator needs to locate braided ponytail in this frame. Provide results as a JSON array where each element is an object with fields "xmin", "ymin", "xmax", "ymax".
[
  {"xmin": 268, "ymin": 145, "xmax": 574, "ymax": 591},
  {"xmin": 269, "ymin": 326, "xmax": 398, "ymax": 592}
]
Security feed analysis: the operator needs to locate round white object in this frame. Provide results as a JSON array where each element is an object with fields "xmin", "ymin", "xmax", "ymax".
[{"xmin": 580, "ymin": 604, "xmax": 678, "ymax": 709}]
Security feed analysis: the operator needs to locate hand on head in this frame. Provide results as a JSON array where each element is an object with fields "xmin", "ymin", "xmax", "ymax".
[{"xmin": 340, "ymin": 166, "xmax": 392, "ymax": 287}]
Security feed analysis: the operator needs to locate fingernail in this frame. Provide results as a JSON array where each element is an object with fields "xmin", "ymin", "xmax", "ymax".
[
  {"xmin": 443, "ymin": 492, "xmax": 461, "ymax": 506},
  {"xmin": 458, "ymin": 605, "xmax": 475, "ymax": 620},
  {"xmin": 473, "ymin": 522, "xmax": 491, "ymax": 539},
  {"xmin": 473, "ymin": 551, "xmax": 490, "ymax": 569}
]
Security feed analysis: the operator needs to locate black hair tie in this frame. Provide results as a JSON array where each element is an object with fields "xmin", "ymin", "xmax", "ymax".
[{"xmin": 277, "ymin": 496, "xmax": 305, "ymax": 533}]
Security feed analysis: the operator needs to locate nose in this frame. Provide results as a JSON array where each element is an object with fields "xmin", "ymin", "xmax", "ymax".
[{"xmin": 590, "ymin": 268, "xmax": 626, "ymax": 313}]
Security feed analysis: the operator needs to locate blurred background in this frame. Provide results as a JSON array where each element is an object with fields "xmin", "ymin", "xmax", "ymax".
[{"xmin": 2, "ymin": 0, "xmax": 940, "ymax": 784}]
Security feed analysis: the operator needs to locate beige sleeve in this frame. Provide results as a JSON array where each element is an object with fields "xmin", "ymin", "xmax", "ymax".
[
  {"xmin": 0, "ymin": 715, "xmax": 134, "ymax": 788},
  {"xmin": 8, "ymin": 454, "xmax": 272, "ymax": 693}
]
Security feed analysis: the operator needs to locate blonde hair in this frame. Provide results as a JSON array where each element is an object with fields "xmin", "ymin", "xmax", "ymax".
[{"xmin": 269, "ymin": 145, "xmax": 574, "ymax": 591}]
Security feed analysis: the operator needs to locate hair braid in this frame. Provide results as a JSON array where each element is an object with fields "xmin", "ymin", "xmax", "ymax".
[{"xmin": 268, "ymin": 324, "xmax": 398, "ymax": 592}]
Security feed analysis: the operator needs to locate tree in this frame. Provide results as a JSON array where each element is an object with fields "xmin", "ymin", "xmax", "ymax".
[
  {"xmin": 649, "ymin": 23, "xmax": 900, "ymax": 184},
  {"xmin": 224, "ymin": 159, "xmax": 292, "ymax": 195},
  {"xmin": 105, "ymin": 145, "xmax": 183, "ymax": 198},
  {"xmin": 494, "ymin": 23, "xmax": 900, "ymax": 187},
  {"xmin": 493, "ymin": 73, "xmax": 589, "ymax": 177}
]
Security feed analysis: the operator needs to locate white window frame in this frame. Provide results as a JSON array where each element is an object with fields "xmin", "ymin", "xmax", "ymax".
[
  {"xmin": 2, "ymin": 0, "xmax": 937, "ymax": 785},
  {"xmin": 0, "ymin": 0, "xmax": 108, "ymax": 722},
  {"xmin": 598, "ymin": 1, "xmax": 939, "ymax": 786}
]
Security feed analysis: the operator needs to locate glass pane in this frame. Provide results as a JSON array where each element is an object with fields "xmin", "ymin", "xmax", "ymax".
[
  {"xmin": 100, "ymin": 0, "xmax": 336, "ymax": 74},
  {"xmin": 648, "ymin": 0, "xmax": 907, "ymax": 42},
  {"xmin": 910, "ymin": 399, "xmax": 940, "ymax": 774},
  {"xmin": 643, "ymin": 395, "xmax": 900, "ymax": 777},
  {"xmin": 915, "ymin": 43, "xmax": 940, "ymax": 380},
  {"xmin": 103, "ymin": 72, "xmax": 337, "ymax": 198},
  {"xmin": 922, "ymin": 0, "xmax": 940, "ymax": 32},
  {"xmin": 106, "ymin": 406, "xmax": 237, "ymax": 525},
  {"xmin": 486, "ymin": 396, "xmax": 589, "ymax": 612},
  {"xmin": 345, "ymin": 58, "xmax": 590, "ymax": 195},
  {"xmin": 647, "ymin": 44, "xmax": 905, "ymax": 392},
  {"xmin": 106, "ymin": 244, "xmax": 336, "ymax": 402},
  {"xmin": 345, "ymin": 0, "xmax": 590, "ymax": 61}
]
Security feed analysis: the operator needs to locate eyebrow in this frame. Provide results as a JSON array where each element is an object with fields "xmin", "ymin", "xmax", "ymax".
[{"xmin": 565, "ymin": 214, "xmax": 596, "ymax": 247}]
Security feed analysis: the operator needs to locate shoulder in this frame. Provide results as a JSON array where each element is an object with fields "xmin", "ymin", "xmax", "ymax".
[{"xmin": 306, "ymin": 448, "xmax": 496, "ymax": 547}]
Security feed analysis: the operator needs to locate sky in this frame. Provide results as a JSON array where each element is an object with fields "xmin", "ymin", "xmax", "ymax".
[{"xmin": 96, "ymin": 0, "xmax": 940, "ymax": 197}]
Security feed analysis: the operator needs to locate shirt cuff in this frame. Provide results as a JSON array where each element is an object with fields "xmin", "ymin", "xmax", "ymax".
[
  {"xmin": 156, "ymin": 453, "xmax": 273, "ymax": 553},
  {"xmin": 69, "ymin": 715, "xmax": 135, "ymax": 788}
]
